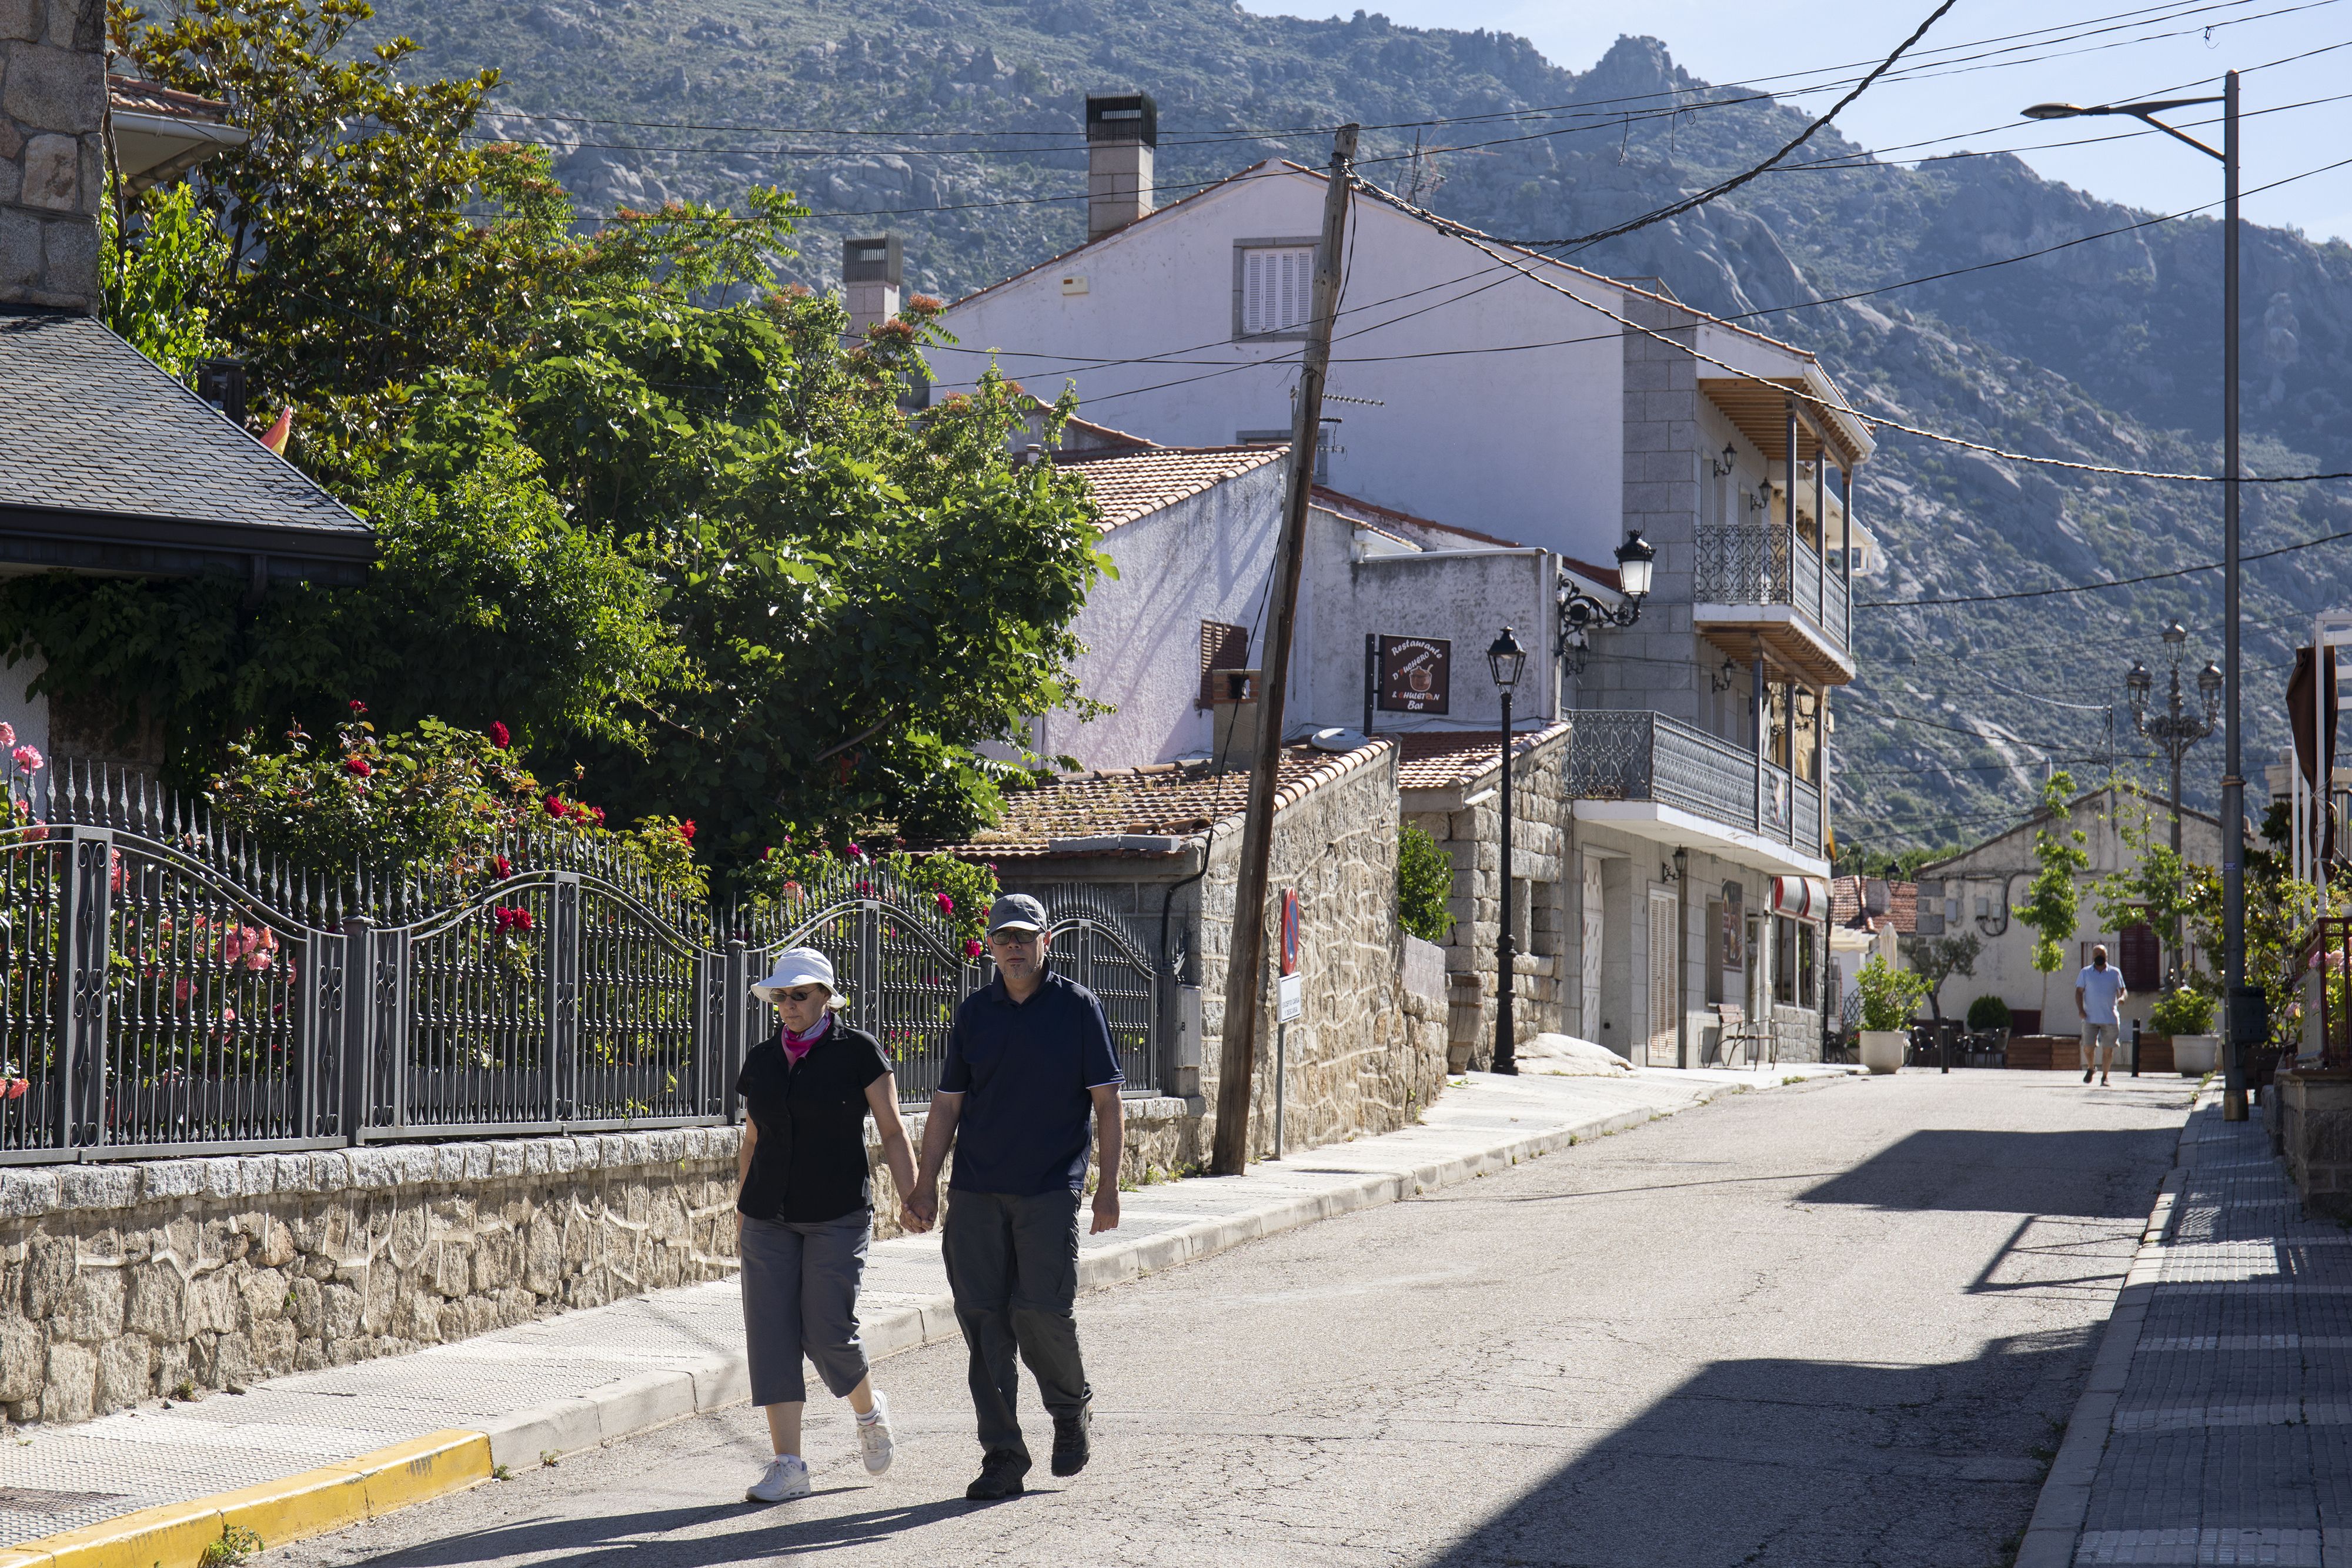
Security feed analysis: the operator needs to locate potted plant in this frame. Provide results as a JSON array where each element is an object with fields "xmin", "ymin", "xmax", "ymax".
[
  {"xmin": 1856, "ymin": 953, "xmax": 1930, "ymax": 1075},
  {"xmin": 1966, "ymin": 994, "xmax": 2012, "ymax": 1041},
  {"xmin": 2151, "ymin": 986, "xmax": 2219, "ymax": 1075}
]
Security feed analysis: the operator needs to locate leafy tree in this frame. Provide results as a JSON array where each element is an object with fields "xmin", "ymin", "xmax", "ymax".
[
  {"xmin": 1832, "ymin": 841, "xmax": 1963, "ymax": 880},
  {"xmin": 2020, "ymin": 771, "xmax": 2091, "ymax": 1021},
  {"xmin": 1397, "ymin": 823, "xmax": 1455, "ymax": 942},
  {"xmin": 102, "ymin": 178, "xmax": 229, "ymax": 383},
  {"xmin": 2093, "ymin": 787, "xmax": 2205, "ymax": 986},
  {"xmin": 2183, "ymin": 801, "xmax": 2344, "ymax": 1056},
  {"xmin": 1897, "ymin": 931, "xmax": 1983, "ymax": 1023},
  {"xmin": 1855, "ymin": 952, "xmax": 1930, "ymax": 1033}
]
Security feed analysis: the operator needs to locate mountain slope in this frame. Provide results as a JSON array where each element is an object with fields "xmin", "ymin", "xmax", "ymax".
[{"xmin": 358, "ymin": 0, "xmax": 2352, "ymax": 850}]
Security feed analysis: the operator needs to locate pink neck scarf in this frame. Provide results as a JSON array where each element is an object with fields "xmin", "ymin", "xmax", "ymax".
[{"xmin": 781, "ymin": 1014, "xmax": 831, "ymax": 1064}]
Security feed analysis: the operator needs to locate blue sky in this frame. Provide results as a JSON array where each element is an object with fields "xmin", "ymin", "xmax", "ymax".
[{"xmin": 1240, "ymin": 0, "xmax": 2352, "ymax": 243}]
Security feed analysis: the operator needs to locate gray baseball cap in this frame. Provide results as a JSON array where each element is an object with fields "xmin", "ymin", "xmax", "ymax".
[{"xmin": 985, "ymin": 893, "xmax": 1048, "ymax": 935}]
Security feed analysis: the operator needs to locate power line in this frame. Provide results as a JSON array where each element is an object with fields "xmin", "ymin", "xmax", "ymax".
[{"xmin": 1859, "ymin": 524, "xmax": 2352, "ymax": 607}]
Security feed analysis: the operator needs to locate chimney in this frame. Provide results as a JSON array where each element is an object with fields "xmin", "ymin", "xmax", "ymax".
[
  {"xmin": 842, "ymin": 233, "xmax": 902, "ymax": 338},
  {"xmin": 1210, "ymin": 668, "xmax": 1260, "ymax": 773},
  {"xmin": 1, "ymin": 0, "xmax": 109, "ymax": 313},
  {"xmin": 1084, "ymin": 91, "xmax": 1155, "ymax": 240}
]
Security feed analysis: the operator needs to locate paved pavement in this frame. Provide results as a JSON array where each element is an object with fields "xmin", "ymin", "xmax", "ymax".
[
  {"xmin": 254, "ymin": 1068, "xmax": 2193, "ymax": 1568},
  {"xmin": 2019, "ymin": 1089, "xmax": 2352, "ymax": 1567},
  {"xmin": 0, "ymin": 1064, "xmax": 1845, "ymax": 1561}
]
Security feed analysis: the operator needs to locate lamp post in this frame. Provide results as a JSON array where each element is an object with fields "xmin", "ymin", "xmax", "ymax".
[
  {"xmin": 2026, "ymin": 73, "xmax": 2246, "ymax": 1120},
  {"xmin": 1488, "ymin": 627, "xmax": 1527, "ymax": 1076},
  {"xmin": 2127, "ymin": 622, "xmax": 2222, "ymax": 982},
  {"xmin": 1558, "ymin": 529, "xmax": 1658, "ymax": 674}
]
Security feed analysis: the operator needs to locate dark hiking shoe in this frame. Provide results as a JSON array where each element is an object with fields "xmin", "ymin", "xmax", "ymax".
[
  {"xmin": 2083, "ymin": 1068, "xmax": 2094, "ymax": 1083},
  {"xmin": 1051, "ymin": 1406, "xmax": 1093, "ymax": 1477},
  {"xmin": 966, "ymin": 1453, "xmax": 1028, "ymax": 1502}
]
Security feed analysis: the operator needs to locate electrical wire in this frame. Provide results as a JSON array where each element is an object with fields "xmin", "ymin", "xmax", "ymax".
[{"xmin": 1859, "ymin": 524, "xmax": 2352, "ymax": 607}]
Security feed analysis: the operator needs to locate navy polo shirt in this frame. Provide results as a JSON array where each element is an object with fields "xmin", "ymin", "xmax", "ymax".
[{"xmin": 939, "ymin": 970, "xmax": 1123, "ymax": 1195}]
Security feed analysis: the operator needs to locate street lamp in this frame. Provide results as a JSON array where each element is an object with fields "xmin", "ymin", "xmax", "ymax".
[
  {"xmin": 2026, "ymin": 74, "xmax": 2247, "ymax": 1120},
  {"xmin": 1488, "ymin": 626, "xmax": 1526, "ymax": 1076},
  {"xmin": 2126, "ymin": 621, "xmax": 2222, "ymax": 975},
  {"xmin": 1559, "ymin": 529, "xmax": 1658, "ymax": 674}
]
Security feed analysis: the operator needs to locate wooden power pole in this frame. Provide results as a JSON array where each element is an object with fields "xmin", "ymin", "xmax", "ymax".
[{"xmin": 1210, "ymin": 122, "xmax": 1359, "ymax": 1177}]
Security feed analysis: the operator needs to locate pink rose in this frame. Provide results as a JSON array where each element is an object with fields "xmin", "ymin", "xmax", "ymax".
[
  {"xmin": 935, "ymin": 891, "xmax": 954, "ymax": 914},
  {"xmin": 0, "ymin": 723, "xmax": 14, "ymax": 748},
  {"xmin": 964, "ymin": 939, "xmax": 984, "ymax": 959},
  {"xmin": 11, "ymin": 745, "xmax": 42, "ymax": 774}
]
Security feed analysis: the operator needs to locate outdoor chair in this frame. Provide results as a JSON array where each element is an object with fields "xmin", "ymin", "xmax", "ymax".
[{"xmin": 1712, "ymin": 1002, "xmax": 1775, "ymax": 1070}]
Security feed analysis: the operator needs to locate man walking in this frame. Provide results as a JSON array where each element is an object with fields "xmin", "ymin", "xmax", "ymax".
[
  {"xmin": 904, "ymin": 894, "xmax": 1124, "ymax": 1501},
  {"xmin": 2076, "ymin": 943, "xmax": 2129, "ymax": 1086}
]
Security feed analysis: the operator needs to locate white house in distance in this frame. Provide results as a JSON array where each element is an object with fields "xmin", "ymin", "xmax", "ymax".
[{"xmin": 931, "ymin": 91, "xmax": 1885, "ymax": 1066}]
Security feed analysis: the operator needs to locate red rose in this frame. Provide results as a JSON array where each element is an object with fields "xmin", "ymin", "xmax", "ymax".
[
  {"xmin": 679, "ymin": 819, "xmax": 696, "ymax": 844},
  {"xmin": 489, "ymin": 721, "xmax": 511, "ymax": 749},
  {"xmin": 348, "ymin": 698, "xmax": 367, "ymax": 714},
  {"xmin": 964, "ymin": 939, "xmax": 984, "ymax": 958},
  {"xmin": 344, "ymin": 757, "xmax": 373, "ymax": 777},
  {"xmin": 493, "ymin": 856, "xmax": 512, "ymax": 879},
  {"xmin": 544, "ymin": 795, "xmax": 567, "ymax": 818},
  {"xmin": 514, "ymin": 908, "xmax": 534, "ymax": 933}
]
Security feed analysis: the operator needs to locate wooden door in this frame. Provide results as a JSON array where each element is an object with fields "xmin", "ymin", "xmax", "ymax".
[{"xmin": 1648, "ymin": 891, "xmax": 1680, "ymax": 1066}]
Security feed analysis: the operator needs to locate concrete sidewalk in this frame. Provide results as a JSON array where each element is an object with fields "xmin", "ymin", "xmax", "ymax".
[
  {"xmin": 2019, "ymin": 1089, "xmax": 2352, "ymax": 1567},
  {"xmin": 0, "ymin": 1062, "xmax": 1851, "ymax": 1567}
]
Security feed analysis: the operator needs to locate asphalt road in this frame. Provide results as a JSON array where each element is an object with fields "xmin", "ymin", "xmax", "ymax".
[{"xmin": 273, "ymin": 1069, "xmax": 2194, "ymax": 1568}]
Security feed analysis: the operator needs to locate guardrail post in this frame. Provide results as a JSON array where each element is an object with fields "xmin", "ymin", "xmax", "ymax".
[{"xmin": 339, "ymin": 918, "xmax": 373, "ymax": 1144}]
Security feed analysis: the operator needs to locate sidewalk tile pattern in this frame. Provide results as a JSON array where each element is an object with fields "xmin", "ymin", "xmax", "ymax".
[{"xmin": 2070, "ymin": 1102, "xmax": 2352, "ymax": 1566}]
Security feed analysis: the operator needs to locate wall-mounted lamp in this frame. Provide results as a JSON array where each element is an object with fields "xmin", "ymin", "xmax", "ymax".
[
  {"xmin": 1709, "ymin": 442, "xmax": 1738, "ymax": 478},
  {"xmin": 1558, "ymin": 529, "xmax": 1657, "ymax": 676},
  {"xmin": 1711, "ymin": 656, "xmax": 1739, "ymax": 694},
  {"xmin": 1748, "ymin": 479, "xmax": 1772, "ymax": 514}
]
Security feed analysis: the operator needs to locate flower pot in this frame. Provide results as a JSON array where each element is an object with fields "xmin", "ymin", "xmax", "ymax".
[
  {"xmin": 1859, "ymin": 1031, "xmax": 1907, "ymax": 1075},
  {"xmin": 2171, "ymin": 1034, "xmax": 2219, "ymax": 1076}
]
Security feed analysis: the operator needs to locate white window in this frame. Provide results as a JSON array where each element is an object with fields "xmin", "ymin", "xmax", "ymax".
[{"xmin": 1240, "ymin": 245, "xmax": 1315, "ymax": 336}]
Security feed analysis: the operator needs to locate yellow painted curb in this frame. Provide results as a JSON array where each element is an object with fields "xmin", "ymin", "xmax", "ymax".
[{"xmin": 0, "ymin": 1428, "xmax": 492, "ymax": 1568}]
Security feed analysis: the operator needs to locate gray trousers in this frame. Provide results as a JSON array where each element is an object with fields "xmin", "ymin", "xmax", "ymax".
[
  {"xmin": 739, "ymin": 1210, "xmax": 871, "ymax": 1406},
  {"xmin": 943, "ymin": 1188, "xmax": 1091, "ymax": 1462}
]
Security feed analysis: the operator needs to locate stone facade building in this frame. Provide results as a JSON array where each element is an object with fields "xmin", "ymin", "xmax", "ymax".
[{"xmin": 1, "ymin": 0, "xmax": 106, "ymax": 314}]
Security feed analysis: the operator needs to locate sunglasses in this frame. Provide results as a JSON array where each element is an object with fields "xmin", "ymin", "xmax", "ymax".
[
  {"xmin": 989, "ymin": 931, "xmax": 1042, "ymax": 948},
  {"xmin": 779, "ymin": 987, "xmax": 825, "ymax": 1004}
]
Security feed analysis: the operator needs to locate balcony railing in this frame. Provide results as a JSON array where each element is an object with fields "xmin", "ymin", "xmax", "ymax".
[
  {"xmin": 1693, "ymin": 525, "xmax": 1850, "ymax": 650},
  {"xmin": 1566, "ymin": 709, "xmax": 1825, "ymax": 856}
]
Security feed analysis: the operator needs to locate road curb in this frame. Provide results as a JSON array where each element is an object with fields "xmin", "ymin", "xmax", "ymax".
[
  {"xmin": 2, "ymin": 1070, "xmax": 1832, "ymax": 1567},
  {"xmin": 0, "ymin": 1430, "xmax": 489, "ymax": 1568},
  {"xmin": 2012, "ymin": 1089, "xmax": 2208, "ymax": 1568}
]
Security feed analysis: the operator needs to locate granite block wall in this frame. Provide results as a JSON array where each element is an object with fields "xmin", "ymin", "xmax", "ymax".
[{"xmin": 1, "ymin": 0, "xmax": 106, "ymax": 312}]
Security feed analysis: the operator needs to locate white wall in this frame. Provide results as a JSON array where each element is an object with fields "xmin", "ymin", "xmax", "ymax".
[
  {"xmin": 1040, "ymin": 460, "xmax": 1285, "ymax": 771},
  {"xmin": 0, "ymin": 653, "xmax": 49, "ymax": 763},
  {"xmin": 934, "ymin": 166, "xmax": 1629, "ymax": 569}
]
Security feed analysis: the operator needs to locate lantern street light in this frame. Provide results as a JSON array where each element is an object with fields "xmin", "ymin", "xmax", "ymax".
[
  {"xmin": 2026, "ymin": 75, "xmax": 2247, "ymax": 1123},
  {"xmin": 2126, "ymin": 621, "xmax": 2222, "ymax": 979},
  {"xmin": 1487, "ymin": 626, "xmax": 1526, "ymax": 1076},
  {"xmin": 1559, "ymin": 529, "xmax": 1658, "ymax": 674}
]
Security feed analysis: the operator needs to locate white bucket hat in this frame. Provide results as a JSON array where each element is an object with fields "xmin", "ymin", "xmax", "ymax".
[{"xmin": 750, "ymin": 947, "xmax": 842, "ymax": 1007}]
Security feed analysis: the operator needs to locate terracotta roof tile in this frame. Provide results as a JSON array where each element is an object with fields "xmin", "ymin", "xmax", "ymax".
[
  {"xmin": 108, "ymin": 75, "xmax": 233, "ymax": 122},
  {"xmin": 923, "ymin": 740, "xmax": 1391, "ymax": 861},
  {"xmin": 1055, "ymin": 444, "xmax": 1287, "ymax": 530},
  {"xmin": 1395, "ymin": 721, "xmax": 1572, "ymax": 791},
  {"xmin": 1829, "ymin": 875, "xmax": 1916, "ymax": 934}
]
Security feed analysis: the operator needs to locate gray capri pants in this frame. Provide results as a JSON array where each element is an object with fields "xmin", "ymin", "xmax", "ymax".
[{"xmin": 739, "ymin": 1210, "xmax": 872, "ymax": 1406}]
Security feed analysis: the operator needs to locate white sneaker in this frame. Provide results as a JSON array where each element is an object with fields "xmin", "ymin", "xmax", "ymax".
[
  {"xmin": 747, "ymin": 1454, "xmax": 811, "ymax": 1503},
  {"xmin": 856, "ymin": 1390, "xmax": 895, "ymax": 1477}
]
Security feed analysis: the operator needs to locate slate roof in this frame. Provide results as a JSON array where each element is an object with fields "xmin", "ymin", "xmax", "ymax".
[
  {"xmin": 923, "ymin": 740, "xmax": 1391, "ymax": 861},
  {"xmin": 0, "ymin": 312, "xmax": 371, "ymax": 579},
  {"xmin": 1395, "ymin": 721, "xmax": 1572, "ymax": 791},
  {"xmin": 1054, "ymin": 444, "xmax": 1287, "ymax": 530}
]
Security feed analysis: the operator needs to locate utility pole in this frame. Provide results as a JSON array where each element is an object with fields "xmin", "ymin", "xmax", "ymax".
[
  {"xmin": 1210, "ymin": 122, "xmax": 1359, "ymax": 1177},
  {"xmin": 2220, "ymin": 71, "xmax": 2248, "ymax": 1122}
]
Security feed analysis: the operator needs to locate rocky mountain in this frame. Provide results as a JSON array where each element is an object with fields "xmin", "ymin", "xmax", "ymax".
[{"xmin": 358, "ymin": 0, "xmax": 2352, "ymax": 851}]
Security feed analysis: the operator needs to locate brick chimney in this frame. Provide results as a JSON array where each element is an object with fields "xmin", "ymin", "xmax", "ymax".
[
  {"xmin": 1, "ymin": 0, "xmax": 108, "ymax": 313},
  {"xmin": 1084, "ymin": 91, "xmax": 1155, "ymax": 241},
  {"xmin": 841, "ymin": 233, "xmax": 901, "ymax": 338}
]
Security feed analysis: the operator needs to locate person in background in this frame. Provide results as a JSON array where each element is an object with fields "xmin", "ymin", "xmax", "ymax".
[
  {"xmin": 735, "ymin": 947, "xmax": 916, "ymax": 1503},
  {"xmin": 2076, "ymin": 943, "xmax": 2129, "ymax": 1087},
  {"xmin": 902, "ymin": 894, "xmax": 1124, "ymax": 1502}
]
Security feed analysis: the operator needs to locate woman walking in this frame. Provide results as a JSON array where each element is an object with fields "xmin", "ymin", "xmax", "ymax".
[{"xmin": 735, "ymin": 947, "xmax": 915, "ymax": 1502}]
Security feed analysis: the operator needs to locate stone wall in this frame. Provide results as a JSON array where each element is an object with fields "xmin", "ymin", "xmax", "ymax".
[
  {"xmin": 1195, "ymin": 743, "xmax": 1444, "ymax": 1158},
  {"xmin": 1404, "ymin": 729, "xmax": 1572, "ymax": 1070},
  {"xmin": 1, "ymin": 0, "xmax": 106, "ymax": 313},
  {"xmin": 2275, "ymin": 1069, "xmax": 2352, "ymax": 1221},
  {"xmin": 0, "ymin": 1095, "xmax": 1202, "ymax": 1428}
]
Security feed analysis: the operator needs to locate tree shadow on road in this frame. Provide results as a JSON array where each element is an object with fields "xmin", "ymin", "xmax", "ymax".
[
  {"xmin": 1798, "ymin": 1128, "xmax": 2174, "ymax": 1218},
  {"xmin": 331, "ymin": 1492, "xmax": 991, "ymax": 1567},
  {"xmin": 1421, "ymin": 1331, "xmax": 2093, "ymax": 1568}
]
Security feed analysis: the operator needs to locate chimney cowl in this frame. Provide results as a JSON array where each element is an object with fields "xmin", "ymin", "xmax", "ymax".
[
  {"xmin": 842, "ymin": 233, "xmax": 903, "ymax": 287},
  {"xmin": 1085, "ymin": 92, "xmax": 1158, "ymax": 148}
]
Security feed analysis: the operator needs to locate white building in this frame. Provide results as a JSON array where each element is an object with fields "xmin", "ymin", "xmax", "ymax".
[{"xmin": 937, "ymin": 95, "xmax": 1886, "ymax": 1065}]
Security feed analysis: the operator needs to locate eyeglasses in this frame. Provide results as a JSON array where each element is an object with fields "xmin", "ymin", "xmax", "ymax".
[{"xmin": 989, "ymin": 931, "xmax": 1041, "ymax": 948}]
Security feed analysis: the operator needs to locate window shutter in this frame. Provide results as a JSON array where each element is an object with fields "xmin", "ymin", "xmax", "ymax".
[
  {"xmin": 1200, "ymin": 620, "xmax": 1250, "ymax": 707},
  {"xmin": 1241, "ymin": 246, "xmax": 1315, "ymax": 335}
]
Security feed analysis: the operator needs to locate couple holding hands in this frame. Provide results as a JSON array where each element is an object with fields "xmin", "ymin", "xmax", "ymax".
[{"xmin": 731, "ymin": 893, "xmax": 1125, "ymax": 1505}]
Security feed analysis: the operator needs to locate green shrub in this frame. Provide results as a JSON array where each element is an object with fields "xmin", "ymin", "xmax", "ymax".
[
  {"xmin": 1965, "ymin": 994, "xmax": 2012, "ymax": 1031},
  {"xmin": 2149, "ymin": 986, "xmax": 2216, "ymax": 1036},
  {"xmin": 1856, "ymin": 952, "xmax": 1930, "ymax": 1033},
  {"xmin": 1397, "ymin": 823, "xmax": 1456, "ymax": 943}
]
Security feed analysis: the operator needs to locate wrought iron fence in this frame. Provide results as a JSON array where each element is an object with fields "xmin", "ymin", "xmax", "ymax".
[
  {"xmin": 1565, "ymin": 710, "xmax": 1826, "ymax": 856},
  {"xmin": 0, "ymin": 760, "xmax": 1162, "ymax": 1164},
  {"xmin": 2293, "ymin": 916, "xmax": 2352, "ymax": 1071},
  {"xmin": 1693, "ymin": 525, "xmax": 1850, "ymax": 648}
]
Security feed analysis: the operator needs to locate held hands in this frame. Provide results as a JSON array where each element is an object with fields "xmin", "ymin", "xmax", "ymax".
[
  {"xmin": 899, "ymin": 1184, "xmax": 938, "ymax": 1235},
  {"xmin": 1090, "ymin": 1185, "xmax": 1120, "ymax": 1235}
]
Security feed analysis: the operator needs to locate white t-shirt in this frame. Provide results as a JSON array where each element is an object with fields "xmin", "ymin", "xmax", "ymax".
[{"xmin": 2077, "ymin": 964, "xmax": 2126, "ymax": 1024}]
